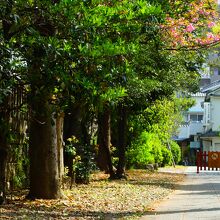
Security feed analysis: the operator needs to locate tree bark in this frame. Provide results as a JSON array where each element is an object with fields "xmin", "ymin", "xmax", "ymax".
[
  {"xmin": 56, "ymin": 112, "xmax": 64, "ymax": 187},
  {"xmin": 26, "ymin": 45, "xmax": 63, "ymax": 199},
  {"xmin": 0, "ymin": 105, "xmax": 10, "ymax": 204},
  {"xmin": 116, "ymin": 105, "xmax": 127, "ymax": 179},
  {"xmin": 28, "ymin": 99, "xmax": 62, "ymax": 199},
  {"xmin": 0, "ymin": 148, "xmax": 7, "ymax": 204},
  {"xmin": 97, "ymin": 106, "xmax": 115, "ymax": 178}
]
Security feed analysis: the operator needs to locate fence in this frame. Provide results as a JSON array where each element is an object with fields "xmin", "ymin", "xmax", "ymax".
[{"xmin": 196, "ymin": 151, "xmax": 220, "ymax": 173}]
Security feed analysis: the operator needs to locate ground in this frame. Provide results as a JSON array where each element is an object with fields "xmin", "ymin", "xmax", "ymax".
[{"xmin": 0, "ymin": 169, "xmax": 185, "ymax": 220}]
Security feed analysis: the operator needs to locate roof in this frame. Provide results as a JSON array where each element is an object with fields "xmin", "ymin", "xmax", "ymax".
[
  {"xmin": 172, "ymin": 136, "xmax": 190, "ymax": 141},
  {"xmin": 201, "ymin": 80, "xmax": 220, "ymax": 93},
  {"xmin": 188, "ymin": 105, "xmax": 204, "ymax": 113},
  {"xmin": 200, "ymin": 130, "xmax": 220, "ymax": 138}
]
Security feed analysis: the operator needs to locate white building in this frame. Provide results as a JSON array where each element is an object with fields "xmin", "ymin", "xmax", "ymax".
[
  {"xmin": 200, "ymin": 80, "xmax": 220, "ymax": 152},
  {"xmin": 178, "ymin": 92, "xmax": 205, "ymax": 141}
]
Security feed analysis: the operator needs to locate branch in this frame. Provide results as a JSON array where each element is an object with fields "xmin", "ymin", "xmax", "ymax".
[{"xmin": 162, "ymin": 40, "xmax": 220, "ymax": 51}]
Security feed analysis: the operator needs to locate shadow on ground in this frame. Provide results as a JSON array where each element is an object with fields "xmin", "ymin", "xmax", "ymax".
[
  {"xmin": 147, "ymin": 207, "xmax": 220, "ymax": 216},
  {"xmin": 0, "ymin": 203, "xmax": 149, "ymax": 219}
]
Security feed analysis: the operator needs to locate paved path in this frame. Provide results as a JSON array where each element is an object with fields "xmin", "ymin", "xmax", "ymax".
[{"xmin": 140, "ymin": 166, "xmax": 220, "ymax": 220}]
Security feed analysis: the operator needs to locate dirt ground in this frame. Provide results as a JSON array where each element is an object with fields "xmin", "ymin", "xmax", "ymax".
[{"xmin": 0, "ymin": 169, "xmax": 185, "ymax": 219}]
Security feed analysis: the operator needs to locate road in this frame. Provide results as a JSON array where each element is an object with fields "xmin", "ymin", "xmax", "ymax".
[{"xmin": 140, "ymin": 166, "xmax": 220, "ymax": 220}]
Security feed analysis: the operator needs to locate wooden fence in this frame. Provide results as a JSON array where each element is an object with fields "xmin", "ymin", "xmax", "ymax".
[{"xmin": 196, "ymin": 151, "xmax": 220, "ymax": 173}]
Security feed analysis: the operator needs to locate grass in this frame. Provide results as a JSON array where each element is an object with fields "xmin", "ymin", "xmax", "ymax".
[{"xmin": 0, "ymin": 169, "xmax": 185, "ymax": 219}]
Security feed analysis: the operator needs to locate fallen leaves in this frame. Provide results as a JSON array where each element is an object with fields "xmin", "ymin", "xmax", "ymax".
[{"xmin": 0, "ymin": 170, "xmax": 185, "ymax": 219}]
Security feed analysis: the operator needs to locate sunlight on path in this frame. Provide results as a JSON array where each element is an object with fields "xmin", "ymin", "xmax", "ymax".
[{"xmin": 141, "ymin": 166, "xmax": 220, "ymax": 220}]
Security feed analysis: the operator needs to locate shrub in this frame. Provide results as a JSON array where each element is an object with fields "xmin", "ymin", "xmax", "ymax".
[
  {"xmin": 161, "ymin": 147, "xmax": 172, "ymax": 167},
  {"xmin": 170, "ymin": 141, "xmax": 181, "ymax": 164},
  {"xmin": 126, "ymin": 131, "xmax": 163, "ymax": 168}
]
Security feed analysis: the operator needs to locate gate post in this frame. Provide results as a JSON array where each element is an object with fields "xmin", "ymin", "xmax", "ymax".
[
  {"xmin": 204, "ymin": 151, "xmax": 207, "ymax": 171},
  {"xmin": 196, "ymin": 150, "xmax": 200, "ymax": 173}
]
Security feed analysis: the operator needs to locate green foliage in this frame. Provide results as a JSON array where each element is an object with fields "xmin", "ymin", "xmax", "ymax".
[
  {"xmin": 0, "ymin": 0, "xmax": 211, "ymax": 189},
  {"xmin": 10, "ymin": 140, "xmax": 29, "ymax": 188},
  {"xmin": 126, "ymin": 131, "xmax": 181, "ymax": 168},
  {"xmin": 128, "ymin": 96, "xmax": 195, "ymax": 147},
  {"xmin": 65, "ymin": 136, "xmax": 78, "ymax": 157},
  {"xmin": 75, "ymin": 144, "xmax": 96, "ymax": 184},
  {"xmin": 65, "ymin": 136, "xmax": 96, "ymax": 184},
  {"xmin": 161, "ymin": 147, "xmax": 172, "ymax": 167},
  {"xmin": 152, "ymin": 141, "xmax": 163, "ymax": 165},
  {"xmin": 126, "ymin": 131, "xmax": 165, "ymax": 168},
  {"xmin": 170, "ymin": 141, "xmax": 181, "ymax": 164}
]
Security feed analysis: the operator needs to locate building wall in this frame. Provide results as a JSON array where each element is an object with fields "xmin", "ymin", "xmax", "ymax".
[
  {"xmin": 213, "ymin": 137, "xmax": 220, "ymax": 151},
  {"xmin": 203, "ymin": 140, "xmax": 212, "ymax": 152},
  {"xmin": 178, "ymin": 94, "xmax": 205, "ymax": 139},
  {"xmin": 178, "ymin": 125, "xmax": 189, "ymax": 139},
  {"xmin": 210, "ymin": 96, "xmax": 220, "ymax": 131},
  {"xmin": 190, "ymin": 122, "xmax": 204, "ymax": 135}
]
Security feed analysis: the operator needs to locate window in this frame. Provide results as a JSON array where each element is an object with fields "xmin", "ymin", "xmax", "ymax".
[
  {"xmin": 190, "ymin": 114, "xmax": 203, "ymax": 122},
  {"xmin": 198, "ymin": 115, "xmax": 203, "ymax": 121},
  {"xmin": 190, "ymin": 115, "xmax": 197, "ymax": 122}
]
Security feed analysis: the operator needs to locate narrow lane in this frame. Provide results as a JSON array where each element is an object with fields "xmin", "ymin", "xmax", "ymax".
[{"xmin": 140, "ymin": 167, "xmax": 220, "ymax": 220}]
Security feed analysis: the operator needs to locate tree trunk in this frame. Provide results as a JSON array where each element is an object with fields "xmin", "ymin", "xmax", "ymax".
[
  {"xmin": 63, "ymin": 103, "xmax": 82, "ymax": 179},
  {"xmin": 28, "ymin": 97, "xmax": 62, "ymax": 199},
  {"xmin": 0, "ymin": 148, "xmax": 7, "ymax": 204},
  {"xmin": 97, "ymin": 106, "xmax": 115, "ymax": 178},
  {"xmin": 0, "ymin": 106, "xmax": 10, "ymax": 204},
  {"xmin": 116, "ymin": 105, "xmax": 127, "ymax": 179},
  {"xmin": 56, "ymin": 112, "xmax": 64, "ymax": 187}
]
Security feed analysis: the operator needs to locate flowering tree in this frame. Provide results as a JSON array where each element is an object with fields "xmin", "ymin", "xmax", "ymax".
[{"xmin": 161, "ymin": 0, "xmax": 220, "ymax": 49}]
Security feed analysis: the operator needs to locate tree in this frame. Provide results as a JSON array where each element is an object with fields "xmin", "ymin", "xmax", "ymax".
[
  {"xmin": 0, "ymin": 0, "xmax": 218, "ymax": 200},
  {"xmin": 1, "ymin": 0, "xmax": 73, "ymax": 198}
]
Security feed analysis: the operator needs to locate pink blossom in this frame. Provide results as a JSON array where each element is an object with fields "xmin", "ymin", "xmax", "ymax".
[
  {"xmin": 214, "ymin": 36, "xmax": 220, "ymax": 41},
  {"xmin": 208, "ymin": 22, "xmax": 215, "ymax": 28},
  {"xmin": 207, "ymin": 33, "xmax": 214, "ymax": 39},
  {"xmin": 196, "ymin": 38, "xmax": 203, "ymax": 44},
  {"xmin": 198, "ymin": 9, "xmax": 204, "ymax": 15},
  {"xmin": 186, "ymin": 24, "xmax": 195, "ymax": 32},
  {"xmin": 192, "ymin": 17, "xmax": 199, "ymax": 23}
]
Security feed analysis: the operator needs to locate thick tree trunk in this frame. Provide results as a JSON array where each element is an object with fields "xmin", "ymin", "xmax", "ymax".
[
  {"xmin": 97, "ymin": 106, "xmax": 115, "ymax": 178},
  {"xmin": 116, "ymin": 105, "xmax": 127, "ymax": 179},
  {"xmin": 28, "ymin": 98, "xmax": 62, "ymax": 199},
  {"xmin": 27, "ymin": 46, "xmax": 63, "ymax": 199}
]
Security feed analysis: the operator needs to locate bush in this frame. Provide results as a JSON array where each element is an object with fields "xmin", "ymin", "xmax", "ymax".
[
  {"xmin": 161, "ymin": 147, "xmax": 172, "ymax": 167},
  {"xmin": 126, "ymin": 132, "xmax": 163, "ymax": 168},
  {"xmin": 126, "ymin": 131, "xmax": 181, "ymax": 168},
  {"xmin": 170, "ymin": 141, "xmax": 181, "ymax": 164},
  {"xmin": 151, "ymin": 140, "xmax": 163, "ymax": 165}
]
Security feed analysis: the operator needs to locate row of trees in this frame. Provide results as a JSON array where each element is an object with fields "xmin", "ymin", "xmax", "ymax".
[{"xmin": 0, "ymin": 0, "xmax": 218, "ymax": 202}]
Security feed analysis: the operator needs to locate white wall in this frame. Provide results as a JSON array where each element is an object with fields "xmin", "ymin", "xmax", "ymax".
[
  {"xmin": 178, "ymin": 94, "xmax": 205, "ymax": 139},
  {"xmin": 190, "ymin": 122, "xmax": 204, "ymax": 135},
  {"xmin": 202, "ymin": 137, "xmax": 220, "ymax": 152},
  {"xmin": 210, "ymin": 96, "xmax": 220, "ymax": 131},
  {"xmin": 178, "ymin": 125, "xmax": 190, "ymax": 138},
  {"xmin": 203, "ymin": 140, "xmax": 212, "ymax": 152},
  {"xmin": 213, "ymin": 137, "xmax": 220, "ymax": 151}
]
